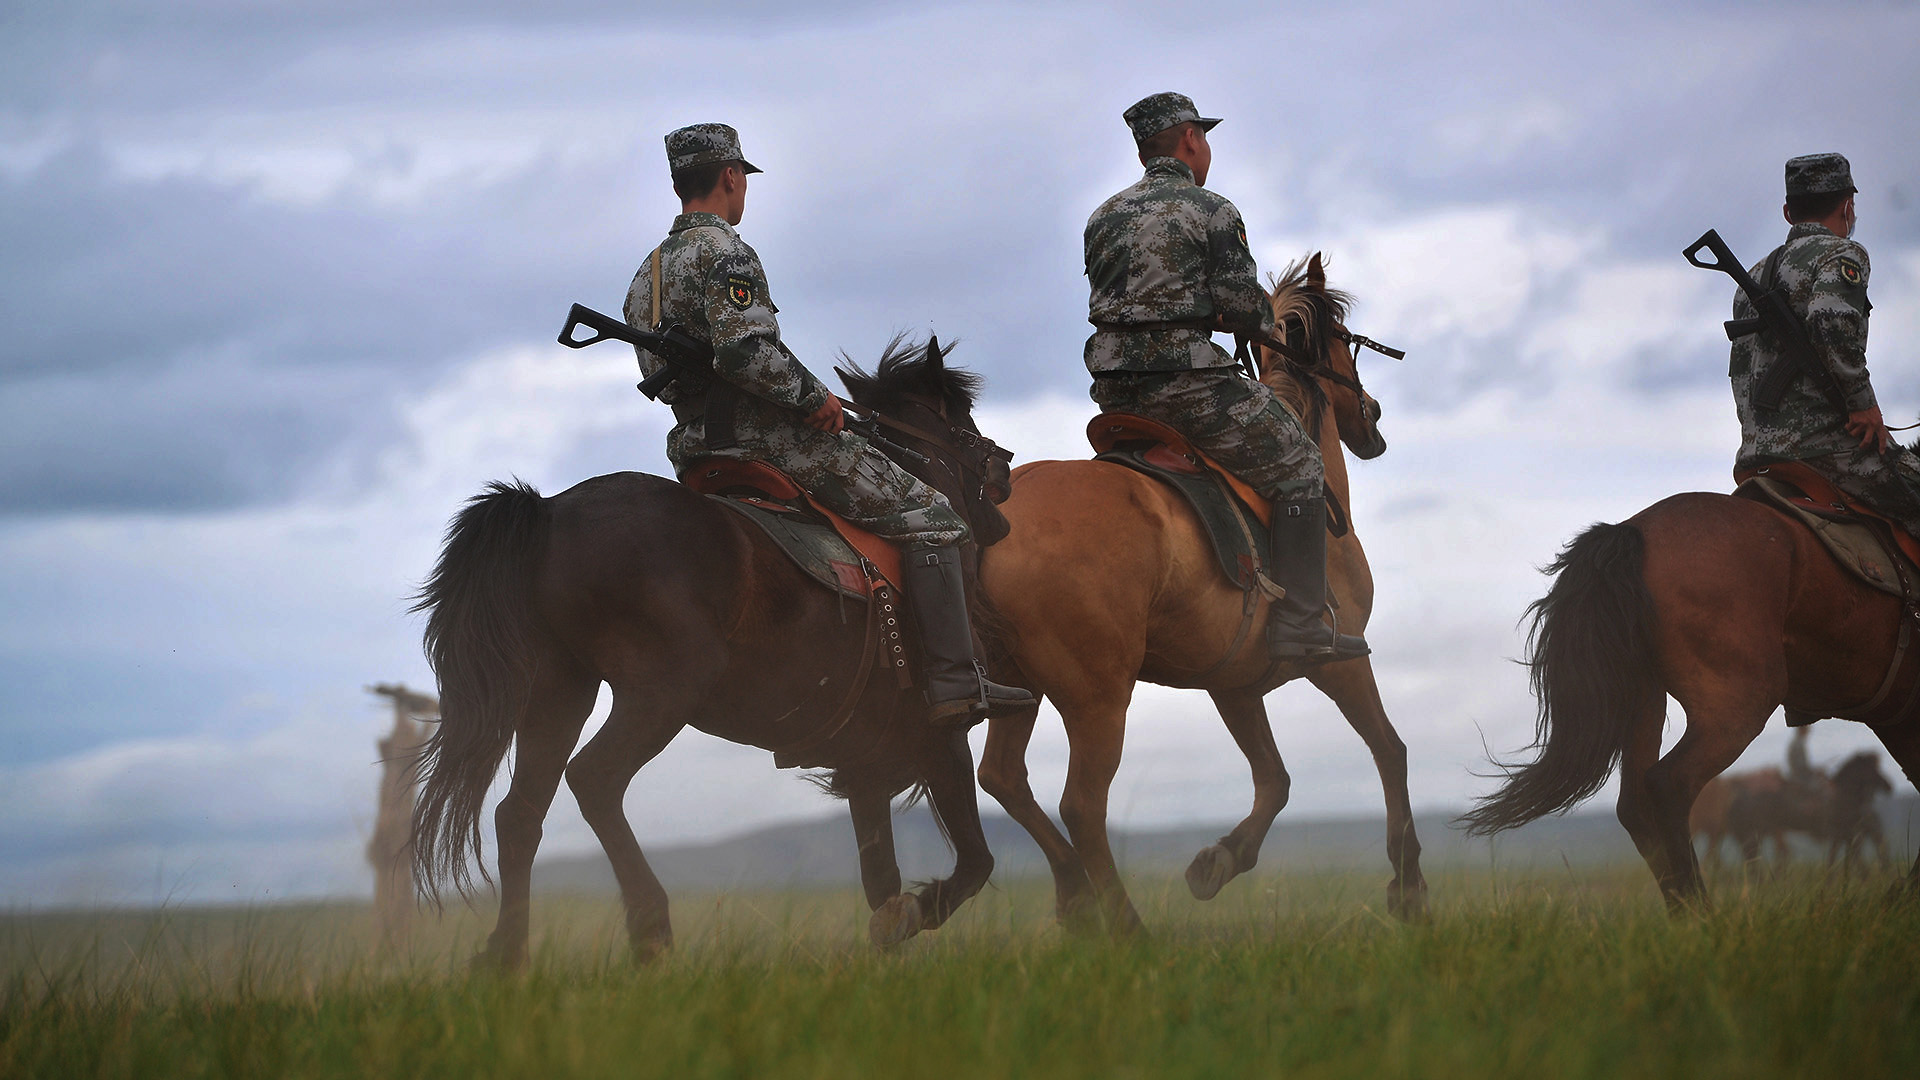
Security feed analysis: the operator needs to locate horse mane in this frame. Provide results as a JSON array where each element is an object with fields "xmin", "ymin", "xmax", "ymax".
[
  {"xmin": 1264, "ymin": 256, "xmax": 1356, "ymax": 433},
  {"xmin": 835, "ymin": 333, "xmax": 984, "ymax": 416}
]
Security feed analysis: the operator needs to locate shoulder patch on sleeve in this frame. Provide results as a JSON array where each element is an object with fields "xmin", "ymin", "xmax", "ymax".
[
  {"xmin": 1834, "ymin": 256, "xmax": 1863, "ymax": 285},
  {"xmin": 725, "ymin": 274, "xmax": 756, "ymax": 310}
]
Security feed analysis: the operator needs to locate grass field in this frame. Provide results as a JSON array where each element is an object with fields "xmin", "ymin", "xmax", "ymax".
[{"xmin": 4, "ymin": 864, "xmax": 1917, "ymax": 1079}]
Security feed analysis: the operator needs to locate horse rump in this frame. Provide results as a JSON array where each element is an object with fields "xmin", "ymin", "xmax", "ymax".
[
  {"xmin": 409, "ymin": 479, "xmax": 552, "ymax": 903},
  {"xmin": 1461, "ymin": 521, "xmax": 1663, "ymax": 835}
]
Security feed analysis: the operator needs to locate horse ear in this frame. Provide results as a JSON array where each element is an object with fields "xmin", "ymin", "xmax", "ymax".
[
  {"xmin": 1307, "ymin": 252, "xmax": 1325, "ymax": 286},
  {"xmin": 924, "ymin": 333, "xmax": 945, "ymax": 376}
]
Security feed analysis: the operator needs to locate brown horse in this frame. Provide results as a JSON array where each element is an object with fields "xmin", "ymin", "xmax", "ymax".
[
  {"xmin": 1461, "ymin": 491, "xmax": 1920, "ymax": 908},
  {"xmin": 410, "ymin": 338, "xmax": 1011, "ymax": 967},
  {"xmin": 1690, "ymin": 767, "xmax": 1790, "ymax": 869},
  {"xmin": 1723, "ymin": 751, "xmax": 1895, "ymax": 874},
  {"xmin": 976, "ymin": 255, "xmax": 1427, "ymax": 933}
]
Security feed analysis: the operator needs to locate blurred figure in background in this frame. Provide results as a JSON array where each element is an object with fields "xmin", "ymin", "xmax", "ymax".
[{"xmin": 368, "ymin": 682, "xmax": 435, "ymax": 951}]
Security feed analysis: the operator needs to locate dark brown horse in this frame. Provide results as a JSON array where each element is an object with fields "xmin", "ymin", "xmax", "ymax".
[
  {"xmin": 1462, "ymin": 493, "xmax": 1920, "ymax": 908},
  {"xmin": 410, "ymin": 338, "xmax": 1010, "ymax": 967},
  {"xmin": 976, "ymin": 255, "xmax": 1427, "ymax": 933}
]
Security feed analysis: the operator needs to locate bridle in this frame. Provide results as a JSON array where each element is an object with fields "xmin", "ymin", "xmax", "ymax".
[{"xmin": 841, "ymin": 392, "xmax": 1015, "ymax": 506}]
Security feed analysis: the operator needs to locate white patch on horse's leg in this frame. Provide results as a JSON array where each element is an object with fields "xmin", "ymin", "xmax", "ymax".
[
  {"xmin": 868, "ymin": 893, "xmax": 924, "ymax": 948},
  {"xmin": 1184, "ymin": 843, "xmax": 1238, "ymax": 901}
]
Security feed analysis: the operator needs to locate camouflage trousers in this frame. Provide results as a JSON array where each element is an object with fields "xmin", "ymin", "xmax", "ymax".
[
  {"xmin": 1800, "ymin": 444, "xmax": 1920, "ymax": 538},
  {"xmin": 666, "ymin": 393, "xmax": 969, "ymax": 547},
  {"xmin": 1091, "ymin": 369, "xmax": 1324, "ymax": 501}
]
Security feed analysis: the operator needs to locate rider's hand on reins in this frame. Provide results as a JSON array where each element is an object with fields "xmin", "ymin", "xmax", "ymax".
[
  {"xmin": 1847, "ymin": 406, "xmax": 1891, "ymax": 454},
  {"xmin": 805, "ymin": 394, "xmax": 846, "ymax": 434}
]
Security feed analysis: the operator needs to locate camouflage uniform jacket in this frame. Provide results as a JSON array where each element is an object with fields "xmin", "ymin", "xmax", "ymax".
[
  {"xmin": 624, "ymin": 212, "xmax": 834, "ymax": 468},
  {"xmin": 1731, "ymin": 222, "xmax": 1875, "ymax": 473},
  {"xmin": 1083, "ymin": 157, "xmax": 1276, "ymax": 374}
]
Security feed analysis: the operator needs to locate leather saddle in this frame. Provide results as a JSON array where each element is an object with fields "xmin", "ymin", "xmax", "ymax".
[
  {"xmin": 680, "ymin": 458, "xmax": 903, "ymax": 591},
  {"xmin": 1088, "ymin": 414, "xmax": 1273, "ymax": 526},
  {"xmin": 1087, "ymin": 412, "xmax": 1277, "ymax": 595},
  {"xmin": 1734, "ymin": 460, "xmax": 1920, "ymax": 590},
  {"xmin": 1735, "ymin": 459, "xmax": 1920, "ymax": 730}
]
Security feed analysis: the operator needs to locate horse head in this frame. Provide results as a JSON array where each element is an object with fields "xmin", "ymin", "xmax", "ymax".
[
  {"xmin": 1260, "ymin": 252, "xmax": 1389, "ymax": 461},
  {"xmin": 1833, "ymin": 752, "xmax": 1893, "ymax": 798},
  {"xmin": 835, "ymin": 335, "xmax": 1014, "ymax": 547}
]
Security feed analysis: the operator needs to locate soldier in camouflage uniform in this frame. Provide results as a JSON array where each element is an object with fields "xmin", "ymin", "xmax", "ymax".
[
  {"xmin": 1730, "ymin": 152, "xmax": 1920, "ymax": 535},
  {"xmin": 1084, "ymin": 93, "xmax": 1366, "ymax": 663},
  {"xmin": 625, "ymin": 123, "xmax": 1030, "ymax": 724}
]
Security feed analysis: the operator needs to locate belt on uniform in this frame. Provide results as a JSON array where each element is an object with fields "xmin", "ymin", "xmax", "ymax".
[{"xmin": 1090, "ymin": 318, "xmax": 1217, "ymax": 334}]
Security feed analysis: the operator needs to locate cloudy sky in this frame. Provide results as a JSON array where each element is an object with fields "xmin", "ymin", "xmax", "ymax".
[{"xmin": 3, "ymin": 0, "xmax": 1917, "ymax": 907}]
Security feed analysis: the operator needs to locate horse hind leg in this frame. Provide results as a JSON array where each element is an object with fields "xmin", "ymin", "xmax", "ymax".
[
  {"xmin": 563, "ymin": 683, "xmax": 691, "ymax": 963},
  {"xmin": 1054, "ymin": 687, "xmax": 1144, "ymax": 937},
  {"xmin": 1184, "ymin": 689, "xmax": 1289, "ymax": 903},
  {"xmin": 1618, "ymin": 694, "xmax": 1772, "ymax": 913},
  {"xmin": 481, "ymin": 663, "xmax": 599, "ymax": 971},
  {"xmin": 978, "ymin": 702, "xmax": 1100, "ymax": 928}
]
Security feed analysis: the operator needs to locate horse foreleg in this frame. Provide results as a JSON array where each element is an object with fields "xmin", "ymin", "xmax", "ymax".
[
  {"xmin": 564, "ymin": 688, "xmax": 687, "ymax": 964},
  {"xmin": 1308, "ymin": 657, "xmax": 1428, "ymax": 921},
  {"xmin": 1184, "ymin": 689, "xmax": 1289, "ymax": 902},
  {"xmin": 899, "ymin": 728, "xmax": 996, "ymax": 938},
  {"xmin": 979, "ymin": 707, "xmax": 1098, "ymax": 926},
  {"xmin": 481, "ymin": 671, "xmax": 598, "ymax": 971},
  {"xmin": 846, "ymin": 787, "xmax": 903, "ymax": 912}
]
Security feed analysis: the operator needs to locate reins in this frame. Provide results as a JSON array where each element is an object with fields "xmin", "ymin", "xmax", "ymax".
[{"xmin": 840, "ymin": 393, "xmax": 1014, "ymax": 503}]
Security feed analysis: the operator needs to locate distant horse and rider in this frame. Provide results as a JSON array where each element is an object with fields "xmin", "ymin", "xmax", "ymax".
[{"xmin": 1691, "ymin": 740, "xmax": 1896, "ymax": 874}]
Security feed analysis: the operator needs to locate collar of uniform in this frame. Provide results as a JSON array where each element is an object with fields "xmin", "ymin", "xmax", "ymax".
[
  {"xmin": 1143, "ymin": 156, "xmax": 1195, "ymax": 183},
  {"xmin": 670, "ymin": 211, "xmax": 735, "ymax": 235},
  {"xmin": 1787, "ymin": 221, "xmax": 1838, "ymax": 242}
]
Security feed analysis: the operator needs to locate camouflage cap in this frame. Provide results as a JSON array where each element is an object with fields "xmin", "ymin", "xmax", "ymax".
[
  {"xmin": 664, "ymin": 123, "xmax": 762, "ymax": 176},
  {"xmin": 1784, "ymin": 152, "xmax": 1854, "ymax": 198},
  {"xmin": 1122, "ymin": 92, "xmax": 1222, "ymax": 143}
]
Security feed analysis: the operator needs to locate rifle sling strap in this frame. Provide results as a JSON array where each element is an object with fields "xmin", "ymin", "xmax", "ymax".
[
  {"xmin": 649, "ymin": 244, "xmax": 662, "ymax": 328},
  {"xmin": 649, "ymin": 241, "xmax": 739, "ymax": 450}
]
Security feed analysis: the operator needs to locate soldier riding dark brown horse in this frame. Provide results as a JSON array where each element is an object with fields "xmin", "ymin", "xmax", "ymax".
[{"xmin": 410, "ymin": 339, "xmax": 1011, "ymax": 967}]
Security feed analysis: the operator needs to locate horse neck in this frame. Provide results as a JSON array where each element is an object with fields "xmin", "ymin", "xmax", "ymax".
[{"xmin": 1263, "ymin": 370, "xmax": 1355, "ymax": 515}]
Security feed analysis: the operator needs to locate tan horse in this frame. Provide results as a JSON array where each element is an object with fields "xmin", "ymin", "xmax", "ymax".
[{"xmin": 977, "ymin": 255, "xmax": 1427, "ymax": 933}]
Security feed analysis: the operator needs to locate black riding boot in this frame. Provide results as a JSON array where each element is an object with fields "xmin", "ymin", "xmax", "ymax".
[
  {"xmin": 1266, "ymin": 498, "xmax": 1369, "ymax": 663},
  {"xmin": 903, "ymin": 543, "xmax": 1036, "ymax": 725}
]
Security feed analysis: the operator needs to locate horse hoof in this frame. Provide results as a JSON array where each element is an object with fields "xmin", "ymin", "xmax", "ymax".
[
  {"xmin": 468, "ymin": 947, "xmax": 524, "ymax": 975},
  {"xmin": 869, "ymin": 894, "xmax": 924, "ymax": 948},
  {"xmin": 1388, "ymin": 881, "xmax": 1431, "ymax": 924},
  {"xmin": 1184, "ymin": 844, "xmax": 1238, "ymax": 901}
]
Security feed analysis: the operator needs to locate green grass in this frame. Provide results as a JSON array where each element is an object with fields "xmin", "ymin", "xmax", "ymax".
[{"xmin": 4, "ymin": 865, "xmax": 1917, "ymax": 1079}]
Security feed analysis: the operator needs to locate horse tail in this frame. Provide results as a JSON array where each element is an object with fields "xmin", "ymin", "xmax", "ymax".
[
  {"xmin": 409, "ymin": 479, "xmax": 551, "ymax": 904},
  {"xmin": 1459, "ymin": 522, "xmax": 1663, "ymax": 836}
]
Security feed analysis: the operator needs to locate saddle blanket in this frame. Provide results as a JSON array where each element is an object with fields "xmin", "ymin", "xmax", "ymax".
[
  {"xmin": 1735, "ymin": 474, "xmax": 1918, "ymax": 598},
  {"xmin": 1095, "ymin": 447, "xmax": 1269, "ymax": 594},
  {"xmin": 708, "ymin": 495, "xmax": 877, "ymax": 601}
]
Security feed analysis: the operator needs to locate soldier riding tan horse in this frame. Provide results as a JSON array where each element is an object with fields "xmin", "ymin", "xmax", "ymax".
[{"xmin": 977, "ymin": 257, "xmax": 1425, "ymax": 933}]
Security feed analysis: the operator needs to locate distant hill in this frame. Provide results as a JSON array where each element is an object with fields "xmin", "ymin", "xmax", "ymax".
[{"xmin": 535, "ymin": 795, "xmax": 1919, "ymax": 896}]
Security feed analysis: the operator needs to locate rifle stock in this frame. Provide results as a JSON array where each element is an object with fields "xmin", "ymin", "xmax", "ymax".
[
  {"xmin": 557, "ymin": 303, "xmax": 716, "ymax": 401},
  {"xmin": 1683, "ymin": 229, "xmax": 1844, "ymax": 414}
]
